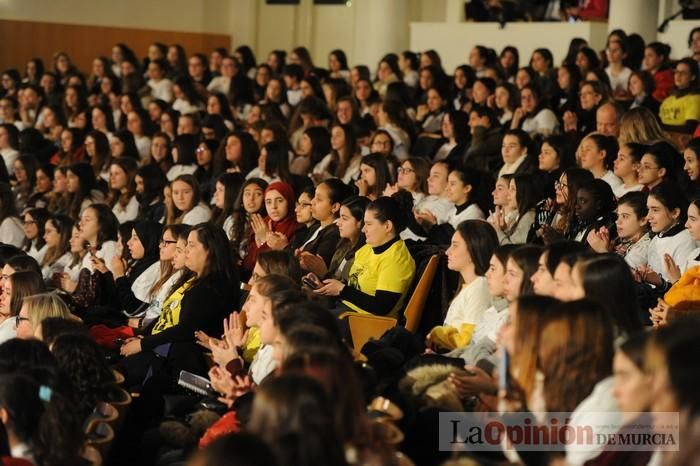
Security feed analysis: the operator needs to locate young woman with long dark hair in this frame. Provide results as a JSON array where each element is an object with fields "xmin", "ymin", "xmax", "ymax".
[{"xmin": 119, "ymin": 222, "xmax": 240, "ymax": 384}]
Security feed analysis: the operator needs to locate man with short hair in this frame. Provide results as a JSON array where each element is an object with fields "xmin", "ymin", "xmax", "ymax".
[{"xmin": 596, "ymin": 102, "xmax": 620, "ymax": 137}]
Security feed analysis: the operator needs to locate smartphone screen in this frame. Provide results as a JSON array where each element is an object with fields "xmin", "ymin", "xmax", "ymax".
[
  {"xmin": 303, "ymin": 276, "xmax": 320, "ymax": 290},
  {"xmin": 499, "ymin": 349, "xmax": 510, "ymax": 394}
]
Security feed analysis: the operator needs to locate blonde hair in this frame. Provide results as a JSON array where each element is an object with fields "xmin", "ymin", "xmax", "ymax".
[
  {"xmin": 618, "ymin": 107, "xmax": 672, "ymax": 146},
  {"xmin": 24, "ymin": 293, "xmax": 72, "ymax": 332}
]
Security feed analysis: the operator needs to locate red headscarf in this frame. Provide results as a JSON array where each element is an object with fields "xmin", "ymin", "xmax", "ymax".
[
  {"xmin": 242, "ymin": 181, "xmax": 300, "ymax": 271},
  {"xmin": 265, "ymin": 181, "xmax": 298, "ymax": 229}
]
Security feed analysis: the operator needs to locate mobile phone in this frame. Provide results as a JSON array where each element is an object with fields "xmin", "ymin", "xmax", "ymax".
[
  {"xmin": 499, "ymin": 349, "xmax": 511, "ymax": 394},
  {"xmin": 178, "ymin": 370, "xmax": 215, "ymax": 397},
  {"xmin": 476, "ymin": 358, "xmax": 495, "ymax": 376},
  {"xmin": 302, "ymin": 275, "xmax": 321, "ymax": 290}
]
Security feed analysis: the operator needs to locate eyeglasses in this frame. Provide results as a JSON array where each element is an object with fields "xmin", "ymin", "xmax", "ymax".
[
  {"xmin": 22, "ymin": 220, "xmax": 36, "ymax": 226},
  {"xmin": 638, "ymin": 164, "xmax": 659, "ymax": 172},
  {"xmin": 397, "ymin": 167, "xmax": 414, "ymax": 174},
  {"xmin": 554, "ymin": 180, "xmax": 568, "ymax": 190},
  {"xmin": 160, "ymin": 239, "xmax": 177, "ymax": 245},
  {"xmin": 296, "ymin": 202, "xmax": 312, "ymax": 208},
  {"xmin": 15, "ymin": 316, "xmax": 29, "ymax": 327}
]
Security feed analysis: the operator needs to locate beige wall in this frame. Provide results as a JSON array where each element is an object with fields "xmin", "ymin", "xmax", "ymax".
[
  {"xmin": 238, "ymin": 0, "xmax": 446, "ymax": 71},
  {"xmin": 658, "ymin": 20, "xmax": 700, "ymax": 59},
  {"xmin": 410, "ymin": 21, "xmax": 610, "ymax": 72}
]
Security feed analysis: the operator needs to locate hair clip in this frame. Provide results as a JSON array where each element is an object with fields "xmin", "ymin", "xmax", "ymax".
[{"xmin": 39, "ymin": 385, "xmax": 53, "ymax": 403}]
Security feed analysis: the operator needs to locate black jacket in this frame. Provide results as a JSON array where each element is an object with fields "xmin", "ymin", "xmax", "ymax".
[{"xmin": 298, "ymin": 222, "xmax": 341, "ymax": 267}]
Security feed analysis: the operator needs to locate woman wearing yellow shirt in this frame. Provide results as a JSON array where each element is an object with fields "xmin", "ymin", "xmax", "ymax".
[
  {"xmin": 314, "ymin": 196, "xmax": 416, "ymax": 317},
  {"xmin": 659, "ymin": 58, "xmax": 700, "ymax": 131}
]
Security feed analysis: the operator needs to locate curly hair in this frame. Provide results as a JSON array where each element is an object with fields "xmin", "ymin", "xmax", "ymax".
[
  {"xmin": 50, "ymin": 333, "xmax": 115, "ymax": 420},
  {"xmin": 0, "ymin": 372, "xmax": 84, "ymax": 466}
]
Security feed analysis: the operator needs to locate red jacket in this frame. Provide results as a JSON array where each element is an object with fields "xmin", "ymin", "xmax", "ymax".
[
  {"xmin": 653, "ymin": 69, "xmax": 674, "ymax": 102},
  {"xmin": 577, "ymin": 0, "xmax": 608, "ymax": 19}
]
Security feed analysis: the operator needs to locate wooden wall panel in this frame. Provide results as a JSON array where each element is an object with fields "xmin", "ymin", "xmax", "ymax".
[{"xmin": 0, "ymin": 19, "xmax": 231, "ymax": 75}]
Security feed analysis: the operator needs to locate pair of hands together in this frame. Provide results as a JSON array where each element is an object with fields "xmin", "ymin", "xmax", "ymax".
[
  {"xmin": 251, "ymin": 214, "xmax": 288, "ymax": 250},
  {"xmin": 195, "ymin": 311, "xmax": 254, "ymax": 406},
  {"xmin": 446, "ymin": 363, "xmax": 526, "ymax": 413}
]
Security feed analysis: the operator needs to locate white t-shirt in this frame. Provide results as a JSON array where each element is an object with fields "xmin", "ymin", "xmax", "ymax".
[
  {"xmin": 28, "ymin": 242, "xmax": 47, "ymax": 264},
  {"xmin": 112, "ymin": 195, "xmax": 140, "ymax": 224},
  {"xmin": 605, "ymin": 66, "xmax": 632, "ymax": 94},
  {"xmin": 521, "ymin": 108, "xmax": 559, "ymax": 137},
  {"xmin": 250, "ymin": 344, "xmax": 277, "ymax": 384},
  {"xmin": 498, "ymin": 154, "xmax": 528, "ymax": 178},
  {"xmin": 443, "ymin": 276, "xmax": 491, "ymax": 328},
  {"xmin": 207, "ymin": 76, "xmax": 231, "ymax": 95},
  {"xmin": 613, "ymin": 182, "xmax": 644, "ymax": 199},
  {"xmin": 0, "ymin": 148, "xmax": 19, "ymax": 176},
  {"xmin": 41, "ymin": 252, "xmax": 72, "ymax": 282},
  {"xmin": 81, "ymin": 240, "xmax": 119, "ymax": 274},
  {"xmin": 447, "ymin": 204, "xmax": 485, "ymax": 229},
  {"xmin": 623, "ymin": 233, "xmax": 652, "ymax": 270},
  {"xmin": 0, "ymin": 318, "xmax": 16, "ymax": 345},
  {"xmin": 166, "ymin": 164, "xmax": 198, "ymax": 181},
  {"xmin": 287, "ymin": 89, "xmax": 302, "ymax": 107},
  {"xmin": 0, "ymin": 217, "xmax": 24, "ymax": 247},
  {"xmin": 182, "ymin": 203, "xmax": 211, "ymax": 225},
  {"xmin": 433, "ymin": 142, "xmax": 457, "ymax": 162},
  {"xmin": 646, "ymin": 228, "xmax": 698, "ymax": 281},
  {"xmin": 148, "ymin": 78, "xmax": 174, "ymax": 103},
  {"xmin": 380, "ymin": 124, "xmax": 411, "ymax": 161},
  {"xmin": 415, "ymin": 195, "xmax": 453, "ymax": 225},
  {"xmin": 135, "ymin": 135, "xmax": 152, "ymax": 164},
  {"xmin": 599, "ymin": 170, "xmax": 624, "ymax": 192},
  {"xmin": 566, "ymin": 377, "xmax": 623, "ymax": 466},
  {"xmin": 172, "ymin": 98, "xmax": 202, "ymax": 115},
  {"xmin": 682, "ymin": 246, "xmax": 700, "ymax": 273},
  {"xmin": 245, "ymin": 167, "xmax": 276, "ymax": 184},
  {"xmin": 471, "ymin": 299, "xmax": 510, "ymax": 344}
]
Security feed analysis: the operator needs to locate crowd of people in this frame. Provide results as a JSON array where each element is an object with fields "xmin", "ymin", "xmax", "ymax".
[{"xmin": 1, "ymin": 24, "xmax": 700, "ymax": 466}]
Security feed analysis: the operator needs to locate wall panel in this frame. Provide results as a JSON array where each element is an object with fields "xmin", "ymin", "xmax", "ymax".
[{"xmin": 0, "ymin": 19, "xmax": 230, "ymax": 75}]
